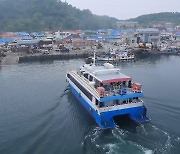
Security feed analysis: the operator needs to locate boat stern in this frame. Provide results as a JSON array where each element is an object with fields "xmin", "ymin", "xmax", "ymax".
[{"xmin": 98, "ymin": 105, "xmax": 150, "ymax": 129}]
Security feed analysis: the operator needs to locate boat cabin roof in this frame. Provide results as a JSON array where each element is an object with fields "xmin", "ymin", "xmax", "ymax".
[
  {"xmin": 81, "ymin": 63, "xmax": 131, "ymax": 84},
  {"xmin": 95, "ymin": 72, "xmax": 131, "ymax": 84}
]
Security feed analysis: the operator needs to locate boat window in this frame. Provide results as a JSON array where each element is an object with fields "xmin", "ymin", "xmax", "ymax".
[
  {"xmin": 95, "ymin": 79, "xmax": 100, "ymax": 88},
  {"xmin": 95, "ymin": 99, "xmax": 99, "ymax": 106},
  {"xmin": 81, "ymin": 71, "xmax": 85, "ymax": 75},
  {"xmin": 119, "ymin": 100, "xmax": 123, "ymax": 105},
  {"xmin": 113, "ymin": 100, "xmax": 119, "ymax": 105},
  {"xmin": 122, "ymin": 81, "xmax": 126, "ymax": 86},
  {"xmin": 103, "ymin": 84, "xmax": 110, "ymax": 91},
  {"xmin": 104, "ymin": 101, "xmax": 114, "ymax": 107},
  {"xmin": 129, "ymin": 98, "xmax": 132, "ymax": 103},
  {"xmin": 89, "ymin": 75, "xmax": 93, "ymax": 82},
  {"xmin": 67, "ymin": 73, "xmax": 70, "ymax": 78},
  {"xmin": 123, "ymin": 100, "xmax": 126, "ymax": 104},
  {"xmin": 100, "ymin": 102, "xmax": 104, "ymax": 108},
  {"xmin": 68, "ymin": 74, "xmax": 92, "ymax": 101},
  {"xmin": 128, "ymin": 81, "xmax": 132, "ymax": 88},
  {"xmin": 84, "ymin": 73, "xmax": 88, "ymax": 79}
]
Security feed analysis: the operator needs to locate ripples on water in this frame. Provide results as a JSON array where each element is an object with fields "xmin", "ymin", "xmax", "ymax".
[
  {"xmin": 0, "ymin": 55, "xmax": 180, "ymax": 154},
  {"xmin": 82, "ymin": 124, "xmax": 180, "ymax": 154}
]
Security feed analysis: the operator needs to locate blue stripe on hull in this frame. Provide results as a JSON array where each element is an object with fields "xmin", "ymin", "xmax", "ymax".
[
  {"xmin": 69, "ymin": 83, "xmax": 150, "ymax": 129},
  {"xmin": 100, "ymin": 92, "xmax": 144, "ymax": 102}
]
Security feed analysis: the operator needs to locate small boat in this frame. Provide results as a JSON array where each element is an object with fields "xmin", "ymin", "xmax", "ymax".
[
  {"xmin": 96, "ymin": 54, "xmax": 117, "ymax": 61},
  {"xmin": 118, "ymin": 52, "xmax": 135, "ymax": 60},
  {"xmin": 17, "ymin": 38, "xmax": 39, "ymax": 46},
  {"xmin": 66, "ymin": 52, "xmax": 150, "ymax": 129},
  {"xmin": 117, "ymin": 49, "xmax": 135, "ymax": 60}
]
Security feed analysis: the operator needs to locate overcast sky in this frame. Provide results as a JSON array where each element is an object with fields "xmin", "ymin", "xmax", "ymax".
[{"xmin": 62, "ymin": 0, "xmax": 180, "ymax": 20}]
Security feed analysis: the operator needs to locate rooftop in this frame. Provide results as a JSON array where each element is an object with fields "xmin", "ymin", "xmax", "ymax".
[{"xmin": 137, "ymin": 28, "xmax": 159, "ymax": 33}]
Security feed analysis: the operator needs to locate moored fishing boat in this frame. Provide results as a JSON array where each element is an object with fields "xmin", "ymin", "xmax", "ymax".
[
  {"xmin": 66, "ymin": 53, "xmax": 150, "ymax": 129},
  {"xmin": 96, "ymin": 55, "xmax": 117, "ymax": 61},
  {"xmin": 117, "ymin": 49, "xmax": 135, "ymax": 60},
  {"xmin": 118, "ymin": 52, "xmax": 135, "ymax": 60}
]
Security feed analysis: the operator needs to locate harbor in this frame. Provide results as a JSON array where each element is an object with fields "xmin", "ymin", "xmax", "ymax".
[
  {"xmin": 1, "ymin": 55, "xmax": 180, "ymax": 154},
  {"xmin": 1, "ymin": 26, "xmax": 180, "ymax": 65},
  {"xmin": 1, "ymin": 0, "xmax": 180, "ymax": 153}
]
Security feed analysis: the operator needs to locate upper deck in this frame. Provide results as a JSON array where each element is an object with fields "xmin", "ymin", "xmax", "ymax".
[{"xmin": 77, "ymin": 63, "xmax": 143, "ymax": 101}]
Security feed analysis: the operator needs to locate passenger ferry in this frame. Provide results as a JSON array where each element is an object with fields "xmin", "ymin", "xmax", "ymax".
[{"xmin": 66, "ymin": 55, "xmax": 150, "ymax": 129}]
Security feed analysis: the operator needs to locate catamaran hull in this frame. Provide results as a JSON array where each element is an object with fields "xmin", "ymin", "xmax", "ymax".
[{"xmin": 68, "ymin": 81, "xmax": 150, "ymax": 129}]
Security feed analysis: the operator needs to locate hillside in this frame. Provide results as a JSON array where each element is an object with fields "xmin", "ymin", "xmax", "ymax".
[
  {"xmin": 0, "ymin": 0, "xmax": 117, "ymax": 32},
  {"xmin": 129, "ymin": 12, "xmax": 180, "ymax": 27}
]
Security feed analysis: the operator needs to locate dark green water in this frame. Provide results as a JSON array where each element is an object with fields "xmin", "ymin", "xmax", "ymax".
[{"xmin": 0, "ymin": 54, "xmax": 180, "ymax": 154}]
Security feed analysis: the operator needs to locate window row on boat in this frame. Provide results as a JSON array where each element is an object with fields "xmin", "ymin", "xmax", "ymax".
[
  {"xmin": 67, "ymin": 73, "xmax": 93, "ymax": 101},
  {"xmin": 96, "ymin": 97, "xmax": 142, "ymax": 108}
]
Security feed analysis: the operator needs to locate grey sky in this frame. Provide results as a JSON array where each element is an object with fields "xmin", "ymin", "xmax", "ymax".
[{"xmin": 62, "ymin": 0, "xmax": 180, "ymax": 20}]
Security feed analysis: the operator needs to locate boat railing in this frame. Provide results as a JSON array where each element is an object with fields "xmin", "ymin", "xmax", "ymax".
[
  {"xmin": 69, "ymin": 71, "xmax": 100, "ymax": 98},
  {"xmin": 102, "ymin": 86, "xmax": 135, "ymax": 98},
  {"xmin": 98, "ymin": 99, "xmax": 144, "ymax": 112}
]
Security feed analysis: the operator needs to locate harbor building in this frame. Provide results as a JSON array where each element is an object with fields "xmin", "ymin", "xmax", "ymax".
[{"xmin": 136, "ymin": 28, "xmax": 160, "ymax": 45}]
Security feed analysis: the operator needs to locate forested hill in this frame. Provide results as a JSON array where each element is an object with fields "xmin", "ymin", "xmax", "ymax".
[
  {"xmin": 0, "ymin": 0, "xmax": 117, "ymax": 32},
  {"xmin": 129, "ymin": 12, "xmax": 180, "ymax": 27}
]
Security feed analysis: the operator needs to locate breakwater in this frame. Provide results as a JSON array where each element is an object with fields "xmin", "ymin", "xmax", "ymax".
[{"xmin": 19, "ymin": 52, "xmax": 90, "ymax": 63}]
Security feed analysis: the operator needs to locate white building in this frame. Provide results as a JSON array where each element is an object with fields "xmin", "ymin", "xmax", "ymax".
[
  {"xmin": 54, "ymin": 31, "xmax": 71, "ymax": 40},
  {"xmin": 116, "ymin": 21, "xmax": 139, "ymax": 29}
]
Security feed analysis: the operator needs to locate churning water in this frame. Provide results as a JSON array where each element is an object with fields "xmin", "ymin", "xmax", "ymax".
[{"xmin": 0, "ymin": 54, "xmax": 180, "ymax": 154}]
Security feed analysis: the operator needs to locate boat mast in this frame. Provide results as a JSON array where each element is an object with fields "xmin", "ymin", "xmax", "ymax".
[{"xmin": 93, "ymin": 49, "xmax": 96, "ymax": 66}]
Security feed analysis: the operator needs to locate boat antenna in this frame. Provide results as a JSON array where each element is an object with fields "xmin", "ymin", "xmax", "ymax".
[{"xmin": 93, "ymin": 49, "xmax": 96, "ymax": 66}]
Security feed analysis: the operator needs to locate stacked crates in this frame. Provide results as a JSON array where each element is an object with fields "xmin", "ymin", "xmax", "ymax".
[{"xmin": 132, "ymin": 83, "xmax": 142, "ymax": 93}]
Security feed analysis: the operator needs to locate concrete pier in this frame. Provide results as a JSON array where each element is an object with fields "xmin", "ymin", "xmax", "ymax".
[
  {"xmin": 0, "ymin": 53, "xmax": 19, "ymax": 65},
  {"xmin": 19, "ymin": 52, "xmax": 90, "ymax": 63}
]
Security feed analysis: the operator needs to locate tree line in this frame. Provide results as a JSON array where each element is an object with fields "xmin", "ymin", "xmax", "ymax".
[{"xmin": 0, "ymin": 0, "xmax": 117, "ymax": 32}]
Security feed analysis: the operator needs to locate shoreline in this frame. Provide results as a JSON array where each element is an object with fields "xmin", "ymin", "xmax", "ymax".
[
  {"xmin": 18, "ymin": 52, "xmax": 90, "ymax": 63},
  {"xmin": 0, "ymin": 49, "xmax": 179, "ymax": 65}
]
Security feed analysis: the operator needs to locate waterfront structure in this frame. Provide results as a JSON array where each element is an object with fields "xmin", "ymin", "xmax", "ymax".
[
  {"xmin": 66, "ymin": 61, "xmax": 150, "ymax": 129},
  {"xmin": 153, "ymin": 24, "xmax": 166, "ymax": 31},
  {"xmin": 136, "ymin": 28, "xmax": 160, "ymax": 46},
  {"xmin": 175, "ymin": 25, "xmax": 180, "ymax": 30},
  {"xmin": 116, "ymin": 21, "xmax": 139, "ymax": 29},
  {"xmin": 72, "ymin": 39, "xmax": 86, "ymax": 49},
  {"xmin": 54, "ymin": 31, "xmax": 71, "ymax": 40},
  {"xmin": 31, "ymin": 32, "xmax": 45, "ymax": 40},
  {"xmin": 165, "ymin": 23, "xmax": 174, "ymax": 32},
  {"xmin": 174, "ymin": 31, "xmax": 180, "ymax": 41},
  {"xmin": 0, "ymin": 33, "xmax": 15, "ymax": 44},
  {"xmin": 161, "ymin": 32, "xmax": 174, "ymax": 41}
]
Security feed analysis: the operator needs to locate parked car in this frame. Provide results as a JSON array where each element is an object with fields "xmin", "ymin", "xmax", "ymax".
[
  {"xmin": 41, "ymin": 49, "xmax": 50, "ymax": 54},
  {"xmin": 54, "ymin": 49, "xmax": 60, "ymax": 52},
  {"xmin": 60, "ymin": 47, "xmax": 70, "ymax": 52},
  {"xmin": 72, "ymin": 47, "xmax": 81, "ymax": 50}
]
